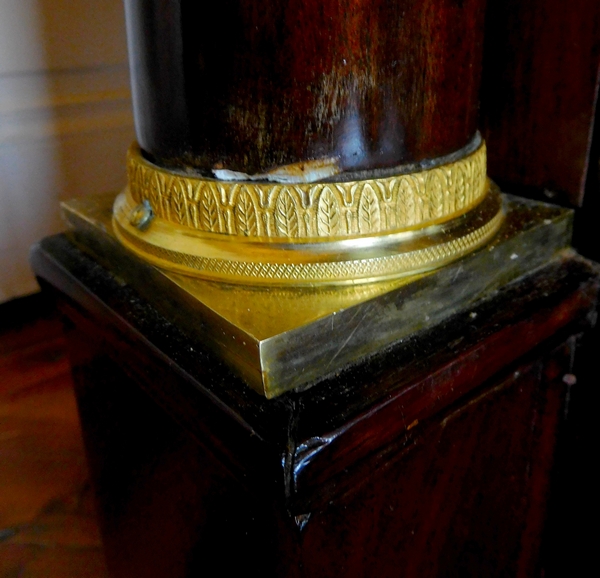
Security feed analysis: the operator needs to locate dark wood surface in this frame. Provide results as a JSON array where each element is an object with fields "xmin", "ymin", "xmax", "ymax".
[
  {"xmin": 480, "ymin": 0, "xmax": 600, "ymax": 208},
  {"xmin": 1, "ymin": 287, "xmax": 594, "ymax": 577},
  {"xmin": 29, "ymin": 235, "xmax": 600, "ymax": 577},
  {"xmin": 540, "ymin": 316, "xmax": 600, "ymax": 578},
  {"xmin": 294, "ymin": 341, "xmax": 572, "ymax": 578},
  {"xmin": 0, "ymin": 295, "xmax": 108, "ymax": 578},
  {"xmin": 125, "ymin": 0, "xmax": 486, "ymax": 175}
]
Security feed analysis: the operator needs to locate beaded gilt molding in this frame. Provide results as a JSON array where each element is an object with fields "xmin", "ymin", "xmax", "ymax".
[{"xmin": 126, "ymin": 143, "xmax": 487, "ymax": 239}]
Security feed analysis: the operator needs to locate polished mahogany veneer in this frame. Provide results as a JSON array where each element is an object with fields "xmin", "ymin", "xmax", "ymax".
[{"xmin": 125, "ymin": 0, "xmax": 486, "ymax": 175}]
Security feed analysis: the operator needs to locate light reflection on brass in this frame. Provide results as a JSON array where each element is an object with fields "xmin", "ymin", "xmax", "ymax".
[{"xmin": 113, "ymin": 188, "xmax": 503, "ymax": 285}]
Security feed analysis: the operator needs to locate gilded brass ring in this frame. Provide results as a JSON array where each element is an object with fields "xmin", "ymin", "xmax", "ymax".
[
  {"xmin": 114, "ymin": 189, "xmax": 503, "ymax": 285},
  {"xmin": 113, "ymin": 142, "xmax": 504, "ymax": 286},
  {"xmin": 125, "ymin": 143, "xmax": 488, "ymax": 238}
]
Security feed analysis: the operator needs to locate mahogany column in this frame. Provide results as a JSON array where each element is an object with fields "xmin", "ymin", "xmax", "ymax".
[{"xmin": 124, "ymin": 0, "xmax": 486, "ymax": 176}]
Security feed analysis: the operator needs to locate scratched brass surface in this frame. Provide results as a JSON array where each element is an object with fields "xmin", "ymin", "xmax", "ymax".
[{"xmin": 63, "ymin": 193, "xmax": 572, "ymax": 397}]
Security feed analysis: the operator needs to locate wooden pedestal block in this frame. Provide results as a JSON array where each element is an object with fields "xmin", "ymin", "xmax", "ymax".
[{"xmin": 31, "ymin": 235, "xmax": 599, "ymax": 578}]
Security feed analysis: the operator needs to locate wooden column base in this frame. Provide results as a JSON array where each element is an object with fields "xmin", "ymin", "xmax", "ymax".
[{"xmin": 30, "ymin": 216, "xmax": 600, "ymax": 577}]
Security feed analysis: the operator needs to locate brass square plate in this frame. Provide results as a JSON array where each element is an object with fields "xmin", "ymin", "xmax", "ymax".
[{"xmin": 62, "ymin": 193, "xmax": 572, "ymax": 398}]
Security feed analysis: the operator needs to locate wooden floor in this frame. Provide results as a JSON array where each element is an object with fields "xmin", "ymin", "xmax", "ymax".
[{"xmin": 0, "ymin": 296, "xmax": 109, "ymax": 577}]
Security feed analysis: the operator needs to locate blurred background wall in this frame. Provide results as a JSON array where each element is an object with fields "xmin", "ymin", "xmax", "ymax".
[{"xmin": 0, "ymin": 0, "xmax": 134, "ymax": 302}]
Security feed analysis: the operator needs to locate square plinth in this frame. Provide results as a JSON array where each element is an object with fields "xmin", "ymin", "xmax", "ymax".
[
  {"xmin": 29, "ymin": 201, "xmax": 600, "ymax": 578},
  {"xmin": 56, "ymin": 193, "xmax": 573, "ymax": 398}
]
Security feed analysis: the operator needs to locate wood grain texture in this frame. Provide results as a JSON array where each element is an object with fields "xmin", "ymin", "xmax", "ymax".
[
  {"xmin": 296, "ymin": 343, "xmax": 570, "ymax": 578},
  {"xmin": 480, "ymin": 0, "xmax": 600, "ymax": 207},
  {"xmin": 125, "ymin": 0, "xmax": 486, "ymax": 175}
]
